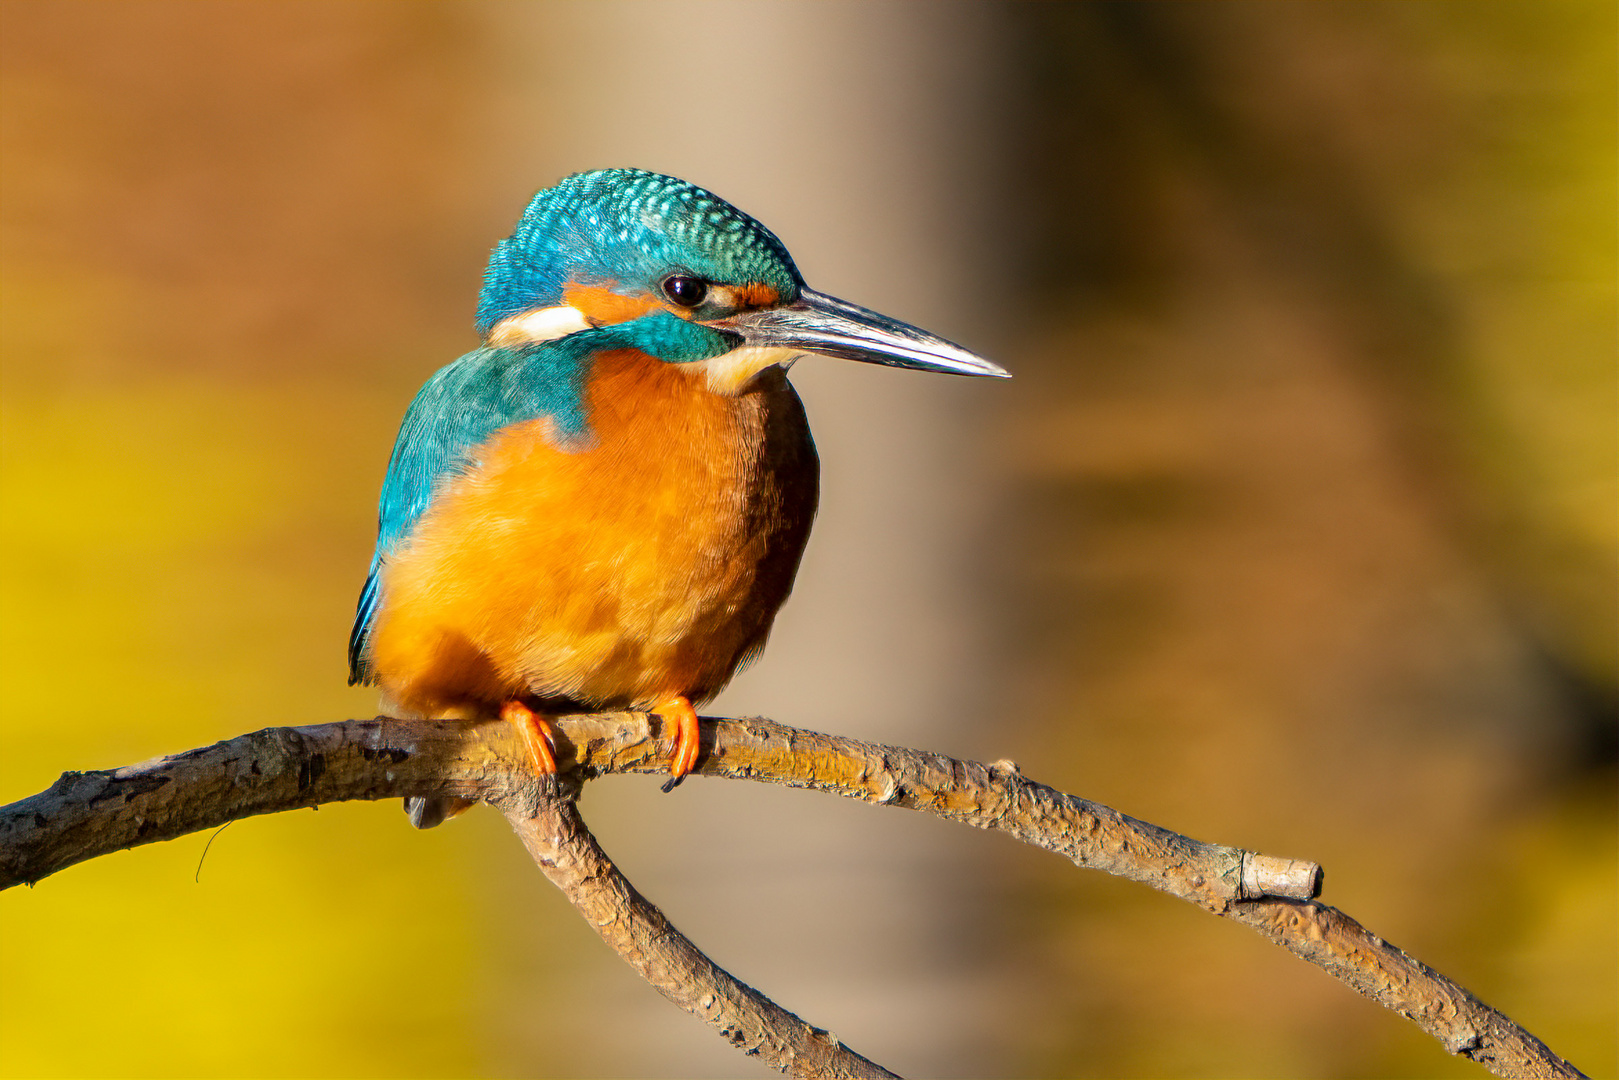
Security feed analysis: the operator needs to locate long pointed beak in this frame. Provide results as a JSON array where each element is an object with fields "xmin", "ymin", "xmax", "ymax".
[{"xmin": 722, "ymin": 287, "xmax": 1009, "ymax": 378}]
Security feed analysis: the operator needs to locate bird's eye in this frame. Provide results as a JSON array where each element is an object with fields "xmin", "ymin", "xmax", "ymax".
[{"xmin": 661, "ymin": 275, "xmax": 709, "ymax": 307}]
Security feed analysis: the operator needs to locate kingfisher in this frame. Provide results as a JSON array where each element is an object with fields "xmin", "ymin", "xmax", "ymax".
[{"xmin": 349, "ymin": 168, "xmax": 1006, "ymax": 828}]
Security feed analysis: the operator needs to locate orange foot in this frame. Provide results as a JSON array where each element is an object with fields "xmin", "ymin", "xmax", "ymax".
[
  {"xmin": 652, "ymin": 695, "xmax": 700, "ymax": 792},
  {"xmin": 501, "ymin": 700, "xmax": 557, "ymax": 776}
]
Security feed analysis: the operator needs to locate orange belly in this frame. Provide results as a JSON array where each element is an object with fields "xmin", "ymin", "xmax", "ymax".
[{"xmin": 367, "ymin": 349, "xmax": 817, "ymax": 719}]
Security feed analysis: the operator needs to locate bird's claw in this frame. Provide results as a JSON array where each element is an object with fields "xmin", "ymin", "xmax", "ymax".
[
  {"xmin": 651, "ymin": 695, "xmax": 700, "ymax": 791},
  {"xmin": 501, "ymin": 699, "xmax": 558, "ymax": 775}
]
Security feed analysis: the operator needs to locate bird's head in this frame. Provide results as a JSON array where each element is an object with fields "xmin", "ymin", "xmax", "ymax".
[{"xmin": 475, "ymin": 169, "xmax": 1006, "ymax": 392}]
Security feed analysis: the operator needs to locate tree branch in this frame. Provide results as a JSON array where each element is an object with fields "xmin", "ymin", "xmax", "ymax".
[
  {"xmin": 0, "ymin": 713, "xmax": 1586, "ymax": 1079},
  {"xmin": 506, "ymin": 787, "xmax": 896, "ymax": 1078}
]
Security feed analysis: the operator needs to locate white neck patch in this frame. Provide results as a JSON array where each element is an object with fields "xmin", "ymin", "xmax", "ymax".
[{"xmin": 487, "ymin": 305, "xmax": 593, "ymax": 346}]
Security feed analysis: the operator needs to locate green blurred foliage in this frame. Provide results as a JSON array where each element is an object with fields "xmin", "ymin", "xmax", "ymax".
[
  {"xmin": 1, "ymin": 1, "xmax": 1612, "ymax": 1077},
  {"xmin": 1000, "ymin": 2, "xmax": 1615, "ymax": 1075}
]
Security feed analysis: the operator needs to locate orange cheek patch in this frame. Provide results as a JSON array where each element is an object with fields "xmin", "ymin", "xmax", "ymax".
[
  {"xmin": 735, "ymin": 283, "xmax": 779, "ymax": 308},
  {"xmin": 563, "ymin": 281, "xmax": 662, "ymax": 325}
]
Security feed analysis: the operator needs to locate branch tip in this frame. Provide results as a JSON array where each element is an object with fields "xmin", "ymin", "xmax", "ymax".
[{"xmin": 1240, "ymin": 852, "xmax": 1324, "ymax": 901}]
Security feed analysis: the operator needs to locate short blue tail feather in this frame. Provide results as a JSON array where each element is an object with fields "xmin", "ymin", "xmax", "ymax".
[{"xmin": 347, "ymin": 558, "xmax": 382, "ymax": 685}]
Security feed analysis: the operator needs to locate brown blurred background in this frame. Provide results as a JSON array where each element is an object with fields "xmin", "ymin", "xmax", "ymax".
[{"xmin": 1, "ymin": 2, "xmax": 1612, "ymax": 1077}]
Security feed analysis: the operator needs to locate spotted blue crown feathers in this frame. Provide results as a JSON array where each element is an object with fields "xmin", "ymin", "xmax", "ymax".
[{"xmin": 476, "ymin": 168, "xmax": 803, "ymax": 336}]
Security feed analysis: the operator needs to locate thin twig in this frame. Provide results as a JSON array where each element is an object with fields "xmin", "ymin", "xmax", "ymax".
[
  {"xmin": 503, "ymin": 789, "xmax": 897, "ymax": 1078},
  {"xmin": 0, "ymin": 713, "xmax": 1587, "ymax": 1079}
]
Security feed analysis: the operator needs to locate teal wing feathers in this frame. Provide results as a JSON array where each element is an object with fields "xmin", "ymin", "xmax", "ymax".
[{"xmin": 347, "ymin": 342, "xmax": 591, "ymax": 684}]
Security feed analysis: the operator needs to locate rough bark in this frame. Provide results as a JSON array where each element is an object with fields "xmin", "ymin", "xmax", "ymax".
[{"xmin": 0, "ymin": 713, "xmax": 1585, "ymax": 1080}]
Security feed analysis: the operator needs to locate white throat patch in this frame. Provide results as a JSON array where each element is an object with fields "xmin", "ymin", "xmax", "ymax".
[{"xmin": 682, "ymin": 346, "xmax": 801, "ymax": 396}]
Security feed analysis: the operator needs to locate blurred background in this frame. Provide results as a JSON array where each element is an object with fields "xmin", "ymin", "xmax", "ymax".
[{"xmin": 1, "ymin": 1, "xmax": 1612, "ymax": 1076}]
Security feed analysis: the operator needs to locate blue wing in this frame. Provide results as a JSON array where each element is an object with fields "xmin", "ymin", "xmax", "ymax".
[
  {"xmin": 346, "ymin": 338, "xmax": 597, "ymax": 685},
  {"xmin": 345, "ymin": 314, "xmax": 733, "ymax": 684}
]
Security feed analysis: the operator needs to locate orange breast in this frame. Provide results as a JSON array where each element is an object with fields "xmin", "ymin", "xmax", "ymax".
[{"xmin": 367, "ymin": 349, "xmax": 817, "ymax": 720}]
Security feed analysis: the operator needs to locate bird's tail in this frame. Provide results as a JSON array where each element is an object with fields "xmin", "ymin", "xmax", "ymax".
[{"xmin": 405, "ymin": 796, "xmax": 475, "ymax": 829}]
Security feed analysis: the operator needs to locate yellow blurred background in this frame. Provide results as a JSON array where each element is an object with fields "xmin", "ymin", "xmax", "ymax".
[{"xmin": 1, "ymin": 2, "xmax": 1612, "ymax": 1077}]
